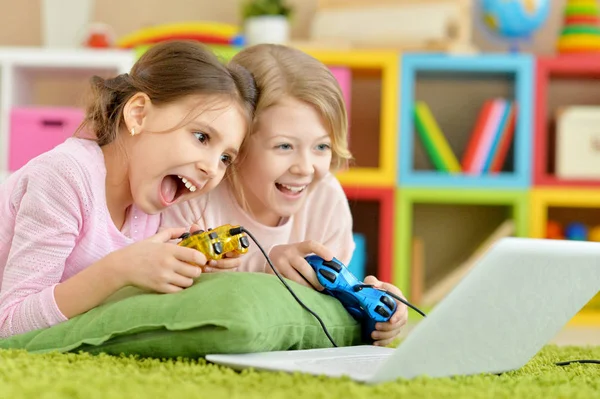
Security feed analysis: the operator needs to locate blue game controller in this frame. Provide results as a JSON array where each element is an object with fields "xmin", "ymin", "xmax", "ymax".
[{"xmin": 304, "ymin": 255, "xmax": 397, "ymax": 343}]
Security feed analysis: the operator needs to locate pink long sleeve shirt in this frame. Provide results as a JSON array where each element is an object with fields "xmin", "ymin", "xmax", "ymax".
[
  {"xmin": 160, "ymin": 173, "xmax": 356, "ymax": 273},
  {"xmin": 0, "ymin": 137, "xmax": 161, "ymax": 338}
]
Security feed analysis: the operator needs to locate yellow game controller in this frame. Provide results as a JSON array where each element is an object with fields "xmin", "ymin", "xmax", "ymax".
[{"xmin": 177, "ymin": 224, "xmax": 250, "ymax": 263}]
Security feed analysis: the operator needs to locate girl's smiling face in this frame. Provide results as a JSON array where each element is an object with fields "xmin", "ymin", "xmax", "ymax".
[{"xmin": 236, "ymin": 96, "xmax": 333, "ymax": 226}]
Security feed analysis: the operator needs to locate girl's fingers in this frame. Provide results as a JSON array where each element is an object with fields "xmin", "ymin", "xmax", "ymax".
[
  {"xmin": 174, "ymin": 261, "xmax": 203, "ymax": 279},
  {"xmin": 290, "ymin": 256, "xmax": 324, "ymax": 290},
  {"xmin": 281, "ymin": 263, "xmax": 314, "ymax": 288},
  {"xmin": 167, "ymin": 273, "xmax": 196, "ymax": 289},
  {"xmin": 173, "ymin": 245, "xmax": 207, "ymax": 266},
  {"xmin": 208, "ymin": 257, "xmax": 241, "ymax": 270}
]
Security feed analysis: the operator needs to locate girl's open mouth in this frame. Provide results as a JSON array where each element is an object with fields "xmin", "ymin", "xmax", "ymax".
[{"xmin": 160, "ymin": 175, "xmax": 198, "ymax": 205}]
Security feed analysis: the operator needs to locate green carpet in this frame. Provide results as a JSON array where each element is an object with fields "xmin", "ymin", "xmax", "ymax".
[{"xmin": 1, "ymin": 345, "xmax": 599, "ymax": 398}]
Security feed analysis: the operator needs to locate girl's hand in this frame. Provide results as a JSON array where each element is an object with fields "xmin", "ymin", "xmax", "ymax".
[
  {"xmin": 364, "ymin": 275, "xmax": 409, "ymax": 346},
  {"xmin": 266, "ymin": 240, "xmax": 335, "ymax": 290},
  {"xmin": 112, "ymin": 227, "xmax": 206, "ymax": 294},
  {"xmin": 203, "ymin": 251, "xmax": 242, "ymax": 273}
]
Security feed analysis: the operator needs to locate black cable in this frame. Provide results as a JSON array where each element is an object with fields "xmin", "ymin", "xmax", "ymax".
[
  {"xmin": 354, "ymin": 284, "xmax": 427, "ymax": 318},
  {"xmin": 237, "ymin": 227, "xmax": 427, "ymax": 347},
  {"xmin": 556, "ymin": 359, "xmax": 600, "ymax": 366},
  {"xmin": 240, "ymin": 228, "xmax": 339, "ymax": 348}
]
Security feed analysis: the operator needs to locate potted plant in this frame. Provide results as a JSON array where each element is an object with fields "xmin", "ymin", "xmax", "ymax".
[{"xmin": 242, "ymin": 0, "xmax": 293, "ymax": 46}]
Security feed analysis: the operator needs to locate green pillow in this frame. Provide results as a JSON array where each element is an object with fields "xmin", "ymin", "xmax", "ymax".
[{"xmin": 0, "ymin": 272, "xmax": 361, "ymax": 357}]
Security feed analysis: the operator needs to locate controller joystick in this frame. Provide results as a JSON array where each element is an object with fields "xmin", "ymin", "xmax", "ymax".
[
  {"xmin": 177, "ymin": 224, "xmax": 250, "ymax": 263},
  {"xmin": 305, "ymin": 255, "xmax": 397, "ymax": 343}
]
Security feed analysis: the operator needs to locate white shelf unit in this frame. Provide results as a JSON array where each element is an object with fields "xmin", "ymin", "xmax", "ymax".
[{"xmin": 0, "ymin": 47, "xmax": 135, "ymax": 182}]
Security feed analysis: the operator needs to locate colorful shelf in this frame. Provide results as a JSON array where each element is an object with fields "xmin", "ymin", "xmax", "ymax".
[
  {"xmin": 529, "ymin": 188, "xmax": 600, "ymax": 238},
  {"xmin": 534, "ymin": 54, "xmax": 600, "ymax": 187},
  {"xmin": 398, "ymin": 53, "xmax": 534, "ymax": 188},
  {"xmin": 343, "ymin": 185, "xmax": 394, "ymax": 283},
  {"xmin": 529, "ymin": 187, "xmax": 600, "ymax": 313},
  {"xmin": 307, "ymin": 50, "xmax": 399, "ymax": 187},
  {"xmin": 395, "ymin": 187, "xmax": 529, "ymax": 297}
]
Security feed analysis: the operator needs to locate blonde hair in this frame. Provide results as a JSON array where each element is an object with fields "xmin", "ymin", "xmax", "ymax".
[
  {"xmin": 230, "ymin": 43, "xmax": 353, "ymax": 171},
  {"xmin": 221, "ymin": 44, "xmax": 353, "ymax": 219}
]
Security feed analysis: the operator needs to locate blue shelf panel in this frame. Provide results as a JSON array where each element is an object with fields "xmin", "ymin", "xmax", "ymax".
[
  {"xmin": 398, "ymin": 53, "xmax": 534, "ymax": 189},
  {"xmin": 400, "ymin": 53, "xmax": 534, "ymax": 72},
  {"xmin": 399, "ymin": 170, "xmax": 530, "ymax": 188}
]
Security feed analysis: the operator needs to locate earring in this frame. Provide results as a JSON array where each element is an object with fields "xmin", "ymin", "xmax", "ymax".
[{"xmin": 130, "ymin": 127, "xmax": 136, "ymax": 136}]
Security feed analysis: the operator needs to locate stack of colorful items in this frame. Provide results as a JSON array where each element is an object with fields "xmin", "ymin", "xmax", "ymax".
[
  {"xmin": 557, "ymin": 0, "xmax": 600, "ymax": 53},
  {"xmin": 116, "ymin": 22, "xmax": 245, "ymax": 60}
]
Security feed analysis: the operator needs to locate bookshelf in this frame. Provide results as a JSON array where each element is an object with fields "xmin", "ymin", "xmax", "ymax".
[
  {"xmin": 0, "ymin": 47, "xmax": 135, "ymax": 182},
  {"xmin": 530, "ymin": 188, "xmax": 600, "ymax": 313},
  {"xmin": 395, "ymin": 188, "xmax": 528, "ymax": 297},
  {"xmin": 398, "ymin": 53, "xmax": 533, "ymax": 188},
  {"xmin": 534, "ymin": 54, "xmax": 600, "ymax": 187},
  {"xmin": 530, "ymin": 55, "xmax": 600, "ymax": 319},
  {"xmin": 530, "ymin": 188, "xmax": 600, "ymax": 238},
  {"xmin": 343, "ymin": 185, "xmax": 394, "ymax": 282},
  {"xmin": 307, "ymin": 49, "xmax": 399, "ymax": 187}
]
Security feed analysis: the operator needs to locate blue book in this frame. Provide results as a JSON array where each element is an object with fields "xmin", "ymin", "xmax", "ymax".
[{"xmin": 483, "ymin": 100, "xmax": 512, "ymax": 173}]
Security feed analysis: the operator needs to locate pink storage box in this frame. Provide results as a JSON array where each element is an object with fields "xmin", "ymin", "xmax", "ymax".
[
  {"xmin": 329, "ymin": 66, "xmax": 352, "ymax": 118},
  {"xmin": 329, "ymin": 66, "xmax": 352, "ymax": 143},
  {"xmin": 9, "ymin": 107, "xmax": 85, "ymax": 171}
]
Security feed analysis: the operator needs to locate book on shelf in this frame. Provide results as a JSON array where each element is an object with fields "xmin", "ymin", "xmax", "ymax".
[
  {"xmin": 461, "ymin": 98, "xmax": 516, "ymax": 175},
  {"xmin": 489, "ymin": 102, "xmax": 516, "ymax": 173},
  {"xmin": 461, "ymin": 100, "xmax": 494, "ymax": 174},
  {"xmin": 413, "ymin": 101, "xmax": 461, "ymax": 173}
]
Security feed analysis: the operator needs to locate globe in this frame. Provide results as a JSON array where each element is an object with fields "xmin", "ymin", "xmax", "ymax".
[{"xmin": 482, "ymin": 0, "xmax": 551, "ymax": 40}]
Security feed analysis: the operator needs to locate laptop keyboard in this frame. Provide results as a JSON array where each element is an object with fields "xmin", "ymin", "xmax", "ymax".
[{"xmin": 295, "ymin": 354, "xmax": 390, "ymax": 377}]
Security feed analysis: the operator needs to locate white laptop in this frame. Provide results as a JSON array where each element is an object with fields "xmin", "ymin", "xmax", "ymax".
[{"xmin": 206, "ymin": 237, "xmax": 600, "ymax": 384}]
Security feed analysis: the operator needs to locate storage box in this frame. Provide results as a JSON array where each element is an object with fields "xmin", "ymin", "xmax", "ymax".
[
  {"xmin": 329, "ymin": 66, "xmax": 351, "ymax": 113},
  {"xmin": 9, "ymin": 107, "xmax": 85, "ymax": 171},
  {"xmin": 555, "ymin": 106, "xmax": 600, "ymax": 180}
]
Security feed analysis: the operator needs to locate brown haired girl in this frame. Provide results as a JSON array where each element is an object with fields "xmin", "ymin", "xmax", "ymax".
[{"xmin": 0, "ymin": 40, "xmax": 257, "ymax": 338}]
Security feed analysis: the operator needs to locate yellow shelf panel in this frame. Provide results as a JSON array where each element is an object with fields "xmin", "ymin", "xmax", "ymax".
[
  {"xmin": 530, "ymin": 188, "xmax": 600, "ymax": 238},
  {"xmin": 568, "ymin": 310, "xmax": 600, "ymax": 327},
  {"xmin": 308, "ymin": 49, "xmax": 400, "ymax": 190},
  {"xmin": 304, "ymin": 49, "xmax": 399, "ymax": 69},
  {"xmin": 531, "ymin": 188, "xmax": 600, "ymax": 206},
  {"xmin": 380, "ymin": 55, "xmax": 399, "ymax": 190},
  {"xmin": 335, "ymin": 167, "xmax": 395, "ymax": 187}
]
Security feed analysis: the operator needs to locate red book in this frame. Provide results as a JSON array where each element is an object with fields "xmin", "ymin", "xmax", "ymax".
[{"xmin": 462, "ymin": 100, "xmax": 494, "ymax": 173}]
